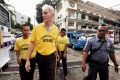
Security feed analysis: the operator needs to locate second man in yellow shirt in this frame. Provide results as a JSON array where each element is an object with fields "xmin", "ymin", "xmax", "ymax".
[
  {"xmin": 57, "ymin": 28, "xmax": 69, "ymax": 80},
  {"xmin": 14, "ymin": 24, "xmax": 36, "ymax": 80}
]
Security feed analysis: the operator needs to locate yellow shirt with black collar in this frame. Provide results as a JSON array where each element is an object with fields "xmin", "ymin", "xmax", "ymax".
[
  {"xmin": 30, "ymin": 22, "xmax": 59, "ymax": 55},
  {"xmin": 14, "ymin": 37, "xmax": 36, "ymax": 59}
]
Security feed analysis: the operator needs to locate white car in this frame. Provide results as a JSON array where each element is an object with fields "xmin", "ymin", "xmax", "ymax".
[
  {"xmin": 86, "ymin": 34, "xmax": 96, "ymax": 41},
  {"xmin": 106, "ymin": 35, "xmax": 114, "ymax": 43},
  {"xmin": 10, "ymin": 34, "xmax": 16, "ymax": 49}
]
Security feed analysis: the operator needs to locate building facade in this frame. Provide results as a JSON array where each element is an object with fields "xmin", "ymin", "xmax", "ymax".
[
  {"xmin": 13, "ymin": 11, "xmax": 28, "ymax": 25},
  {"xmin": 55, "ymin": 0, "xmax": 120, "ymax": 32}
]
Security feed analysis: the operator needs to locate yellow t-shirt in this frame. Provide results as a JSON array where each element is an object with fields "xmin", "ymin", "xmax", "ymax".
[
  {"xmin": 0, "ymin": 31, "xmax": 3, "ymax": 46},
  {"xmin": 14, "ymin": 37, "xmax": 36, "ymax": 59},
  {"xmin": 58, "ymin": 36, "xmax": 69, "ymax": 51},
  {"xmin": 30, "ymin": 23, "xmax": 59, "ymax": 55}
]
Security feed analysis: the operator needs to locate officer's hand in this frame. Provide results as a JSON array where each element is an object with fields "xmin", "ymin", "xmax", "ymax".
[
  {"xmin": 81, "ymin": 61, "xmax": 87, "ymax": 72},
  {"xmin": 25, "ymin": 60, "xmax": 31, "ymax": 72},
  {"xmin": 115, "ymin": 66, "xmax": 119, "ymax": 73}
]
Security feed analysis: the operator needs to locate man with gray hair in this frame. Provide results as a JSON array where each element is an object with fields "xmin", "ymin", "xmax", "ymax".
[
  {"xmin": 82, "ymin": 24, "xmax": 119, "ymax": 80},
  {"xmin": 25, "ymin": 4, "xmax": 59, "ymax": 80}
]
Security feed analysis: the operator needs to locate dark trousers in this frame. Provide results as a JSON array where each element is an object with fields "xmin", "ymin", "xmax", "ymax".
[
  {"xmin": 57, "ymin": 51, "xmax": 67, "ymax": 76},
  {"xmin": 36, "ymin": 52, "xmax": 56, "ymax": 80},
  {"xmin": 85, "ymin": 61, "xmax": 109, "ymax": 80},
  {"xmin": 19, "ymin": 58, "xmax": 36, "ymax": 80}
]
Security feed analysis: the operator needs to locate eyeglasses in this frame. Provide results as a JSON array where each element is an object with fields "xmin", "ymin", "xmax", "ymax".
[{"xmin": 98, "ymin": 29, "xmax": 108, "ymax": 33}]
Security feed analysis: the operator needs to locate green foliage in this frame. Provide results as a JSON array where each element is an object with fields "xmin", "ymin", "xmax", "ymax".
[
  {"xmin": 14, "ymin": 23, "xmax": 21, "ymax": 29},
  {"xmin": 0, "ymin": 0, "xmax": 6, "ymax": 4},
  {"xmin": 36, "ymin": 4, "xmax": 43, "ymax": 23},
  {"xmin": 27, "ymin": 17, "xmax": 33, "ymax": 30},
  {"xmin": 36, "ymin": 0, "xmax": 55, "ymax": 23}
]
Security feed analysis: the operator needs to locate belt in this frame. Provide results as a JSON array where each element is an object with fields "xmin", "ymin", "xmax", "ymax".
[
  {"xmin": 88, "ymin": 59, "xmax": 108, "ymax": 65},
  {"xmin": 37, "ymin": 52, "xmax": 55, "ymax": 57}
]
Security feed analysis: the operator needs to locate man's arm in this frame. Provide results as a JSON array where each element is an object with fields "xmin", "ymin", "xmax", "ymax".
[
  {"xmin": 82, "ymin": 40, "xmax": 91, "ymax": 64},
  {"xmin": 55, "ymin": 41, "xmax": 61, "ymax": 62},
  {"xmin": 14, "ymin": 39, "xmax": 21, "ymax": 65},
  {"xmin": 109, "ymin": 53, "xmax": 118, "ymax": 66},
  {"xmin": 109, "ymin": 53, "xmax": 119, "ymax": 73},
  {"xmin": 25, "ymin": 41, "xmax": 35, "ymax": 72},
  {"xmin": 64, "ymin": 37, "xmax": 69, "ymax": 55},
  {"xmin": 64, "ymin": 44, "xmax": 68, "ymax": 52},
  {"xmin": 26, "ymin": 41, "xmax": 35, "ymax": 61},
  {"xmin": 63, "ymin": 44, "xmax": 68, "ymax": 58},
  {"xmin": 81, "ymin": 50, "xmax": 89, "ymax": 72},
  {"xmin": 82, "ymin": 51, "xmax": 89, "ymax": 63},
  {"xmin": 15, "ymin": 50, "xmax": 21, "ymax": 65}
]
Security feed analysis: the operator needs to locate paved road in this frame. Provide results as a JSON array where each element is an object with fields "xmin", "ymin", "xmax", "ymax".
[{"xmin": 0, "ymin": 45, "xmax": 120, "ymax": 80}]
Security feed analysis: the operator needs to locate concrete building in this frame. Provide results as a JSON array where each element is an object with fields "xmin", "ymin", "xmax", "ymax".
[
  {"xmin": 12, "ymin": 11, "xmax": 28, "ymax": 25},
  {"xmin": 55, "ymin": 0, "xmax": 120, "ymax": 32},
  {"xmin": 55, "ymin": 0, "xmax": 78, "ymax": 31}
]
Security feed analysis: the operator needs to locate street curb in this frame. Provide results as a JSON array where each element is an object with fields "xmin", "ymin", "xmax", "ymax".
[
  {"xmin": 0, "ymin": 61, "xmax": 119, "ymax": 75},
  {"xmin": 0, "ymin": 61, "xmax": 82, "ymax": 74}
]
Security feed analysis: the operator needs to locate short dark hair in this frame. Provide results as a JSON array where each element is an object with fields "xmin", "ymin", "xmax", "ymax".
[
  {"xmin": 101, "ymin": 24, "xmax": 106, "ymax": 26},
  {"xmin": 98, "ymin": 24, "xmax": 108, "ymax": 30},
  {"xmin": 21, "ymin": 23, "xmax": 30, "ymax": 30},
  {"xmin": 61, "ymin": 28, "xmax": 66, "ymax": 32}
]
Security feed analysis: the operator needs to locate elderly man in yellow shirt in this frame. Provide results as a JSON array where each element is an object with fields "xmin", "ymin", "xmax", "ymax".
[
  {"xmin": 25, "ymin": 4, "xmax": 59, "ymax": 80},
  {"xmin": 57, "ymin": 28, "xmax": 69, "ymax": 80},
  {"xmin": 14, "ymin": 24, "xmax": 36, "ymax": 80}
]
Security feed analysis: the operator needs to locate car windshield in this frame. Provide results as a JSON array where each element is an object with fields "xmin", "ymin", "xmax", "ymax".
[{"xmin": 78, "ymin": 36, "xmax": 86, "ymax": 40}]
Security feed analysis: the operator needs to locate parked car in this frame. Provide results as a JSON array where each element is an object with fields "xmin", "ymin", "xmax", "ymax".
[
  {"xmin": 14, "ymin": 32, "xmax": 22, "ymax": 38},
  {"xmin": 9, "ymin": 34, "xmax": 16, "ymax": 49},
  {"xmin": 86, "ymin": 34, "xmax": 96, "ymax": 41},
  {"xmin": 67, "ymin": 32, "xmax": 87, "ymax": 49}
]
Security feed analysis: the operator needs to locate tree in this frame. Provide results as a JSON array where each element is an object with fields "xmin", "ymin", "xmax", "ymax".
[
  {"xmin": 36, "ymin": 4, "xmax": 43, "ymax": 23},
  {"xmin": 0, "ymin": 0, "xmax": 6, "ymax": 5},
  {"xmin": 36, "ymin": 0, "xmax": 55, "ymax": 23},
  {"xmin": 27, "ymin": 17, "xmax": 33, "ymax": 30},
  {"xmin": 14, "ymin": 23, "xmax": 21, "ymax": 29}
]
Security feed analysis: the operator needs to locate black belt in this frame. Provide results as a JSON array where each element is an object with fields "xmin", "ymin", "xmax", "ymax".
[
  {"xmin": 88, "ymin": 59, "xmax": 108, "ymax": 65},
  {"xmin": 37, "ymin": 52, "xmax": 55, "ymax": 57},
  {"xmin": 21, "ymin": 57, "xmax": 36, "ymax": 61}
]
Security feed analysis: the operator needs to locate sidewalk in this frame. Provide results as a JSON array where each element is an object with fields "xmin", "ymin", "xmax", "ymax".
[
  {"xmin": 1, "ymin": 48, "xmax": 82, "ymax": 73},
  {"xmin": 0, "ymin": 46, "xmax": 120, "ymax": 80}
]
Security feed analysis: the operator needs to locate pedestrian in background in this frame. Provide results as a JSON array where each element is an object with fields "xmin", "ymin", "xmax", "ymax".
[
  {"xmin": 57, "ymin": 28, "xmax": 69, "ymax": 80},
  {"xmin": 25, "ymin": 4, "xmax": 59, "ymax": 80},
  {"xmin": 82, "ymin": 24, "xmax": 119, "ymax": 80},
  {"xmin": 14, "ymin": 23, "xmax": 36, "ymax": 80}
]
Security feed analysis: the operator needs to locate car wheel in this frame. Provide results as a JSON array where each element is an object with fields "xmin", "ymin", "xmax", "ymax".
[{"xmin": 72, "ymin": 45, "xmax": 76, "ymax": 50}]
